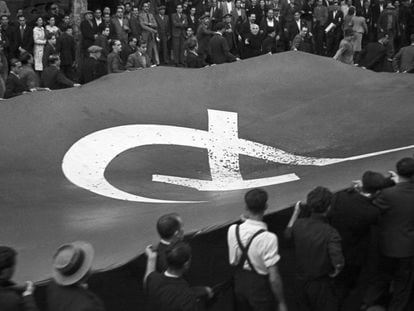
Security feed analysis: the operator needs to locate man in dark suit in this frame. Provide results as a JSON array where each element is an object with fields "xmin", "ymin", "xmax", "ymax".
[
  {"xmin": 80, "ymin": 11, "xmax": 98, "ymax": 56},
  {"xmin": 79, "ymin": 45, "xmax": 107, "ymax": 84},
  {"xmin": 329, "ymin": 171, "xmax": 393, "ymax": 305},
  {"xmin": 4, "ymin": 59, "xmax": 28, "ymax": 99},
  {"xmin": 16, "ymin": 15, "xmax": 33, "ymax": 57},
  {"xmin": 171, "ymin": 4, "xmax": 188, "ymax": 66},
  {"xmin": 363, "ymin": 157, "xmax": 414, "ymax": 311},
  {"xmin": 325, "ymin": 0, "xmax": 344, "ymax": 56},
  {"xmin": 393, "ymin": 34, "xmax": 414, "ymax": 73},
  {"xmin": 186, "ymin": 39, "xmax": 208, "ymax": 67},
  {"xmin": 57, "ymin": 25, "xmax": 76, "ymax": 80},
  {"xmin": 208, "ymin": 22, "xmax": 238, "ymax": 64},
  {"xmin": 0, "ymin": 14, "xmax": 17, "ymax": 59},
  {"xmin": 155, "ymin": 5, "xmax": 170, "ymax": 65},
  {"xmin": 287, "ymin": 11, "xmax": 308, "ymax": 44},
  {"xmin": 111, "ymin": 6, "xmax": 130, "ymax": 46},
  {"xmin": 187, "ymin": 7, "xmax": 199, "ymax": 33},
  {"xmin": 358, "ymin": 35, "xmax": 389, "ymax": 72},
  {"xmin": 40, "ymin": 55, "xmax": 80, "ymax": 90}
]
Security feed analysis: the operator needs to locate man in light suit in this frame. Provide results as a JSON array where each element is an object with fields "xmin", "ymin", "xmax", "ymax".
[
  {"xmin": 111, "ymin": 6, "xmax": 130, "ymax": 45},
  {"xmin": 171, "ymin": 4, "xmax": 188, "ymax": 66},
  {"xmin": 139, "ymin": 2, "xmax": 160, "ymax": 65}
]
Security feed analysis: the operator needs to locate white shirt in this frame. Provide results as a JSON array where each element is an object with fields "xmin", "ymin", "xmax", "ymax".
[
  {"xmin": 227, "ymin": 219, "xmax": 280, "ymax": 275},
  {"xmin": 95, "ymin": 18, "xmax": 102, "ymax": 26},
  {"xmin": 226, "ymin": 1, "xmax": 233, "ymax": 13}
]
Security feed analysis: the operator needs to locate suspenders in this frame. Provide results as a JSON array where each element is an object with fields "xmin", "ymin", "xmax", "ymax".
[{"xmin": 235, "ymin": 224, "xmax": 265, "ymax": 274}]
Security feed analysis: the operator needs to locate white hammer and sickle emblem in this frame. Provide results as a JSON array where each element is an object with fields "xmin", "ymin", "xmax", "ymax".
[{"xmin": 62, "ymin": 109, "xmax": 414, "ymax": 203}]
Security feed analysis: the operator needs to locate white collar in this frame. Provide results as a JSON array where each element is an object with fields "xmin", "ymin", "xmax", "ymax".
[
  {"xmin": 164, "ymin": 271, "xmax": 180, "ymax": 278},
  {"xmin": 244, "ymin": 218, "xmax": 268, "ymax": 230},
  {"xmin": 160, "ymin": 239, "xmax": 171, "ymax": 245}
]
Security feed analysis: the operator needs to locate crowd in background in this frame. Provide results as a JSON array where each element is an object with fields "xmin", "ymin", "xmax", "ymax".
[
  {"xmin": 1, "ymin": 156, "xmax": 414, "ymax": 311},
  {"xmin": 0, "ymin": 0, "xmax": 413, "ymax": 99}
]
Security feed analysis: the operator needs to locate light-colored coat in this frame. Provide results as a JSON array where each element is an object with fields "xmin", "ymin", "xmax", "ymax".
[{"xmin": 33, "ymin": 26, "xmax": 47, "ymax": 71}]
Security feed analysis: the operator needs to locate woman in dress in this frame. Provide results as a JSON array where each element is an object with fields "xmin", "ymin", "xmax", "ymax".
[{"xmin": 33, "ymin": 17, "xmax": 47, "ymax": 73}]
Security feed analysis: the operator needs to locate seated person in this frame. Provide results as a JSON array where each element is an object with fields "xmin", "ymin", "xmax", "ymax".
[
  {"xmin": 126, "ymin": 40, "xmax": 151, "ymax": 70},
  {"xmin": 40, "ymin": 55, "xmax": 80, "ymax": 90},
  {"xmin": 185, "ymin": 39, "xmax": 207, "ymax": 68},
  {"xmin": 4, "ymin": 59, "xmax": 30, "ymax": 99}
]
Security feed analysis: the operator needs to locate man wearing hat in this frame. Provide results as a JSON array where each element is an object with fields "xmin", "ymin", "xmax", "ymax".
[
  {"xmin": 80, "ymin": 45, "xmax": 107, "ymax": 84},
  {"xmin": 80, "ymin": 10, "xmax": 98, "ymax": 56},
  {"xmin": 0, "ymin": 246, "xmax": 38, "ymax": 311},
  {"xmin": 47, "ymin": 241, "xmax": 106, "ymax": 311},
  {"xmin": 196, "ymin": 13, "xmax": 215, "ymax": 62}
]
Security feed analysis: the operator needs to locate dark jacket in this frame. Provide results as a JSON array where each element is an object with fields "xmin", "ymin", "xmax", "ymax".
[
  {"xmin": 208, "ymin": 33, "xmax": 237, "ymax": 64},
  {"xmin": 47, "ymin": 280, "xmax": 105, "ymax": 311},
  {"xmin": 359, "ymin": 41, "xmax": 388, "ymax": 71},
  {"xmin": 16, "ymin": 25, "xmax": 34, "ymax": 54},
  {"xmin": 0, "ymin": 280, "xmax": 38, "ymax": 311},
  {"xmin": 375, "ymin": 182, "xmax": 414, "ymax": 258},
  {"xmin": 186, "ymin": 51, "xmax": 207, "ymax": 68},
  {"xmin": 4, "ymin": 72, "xmax": 27, "ymax": 99},
  {"xmin": 40, "ymin": 66, "xmax": 74, "ymax": 89},
  {"xmin": 57, "ymin": 33, "xmax": 76, "ymax": 66},
  {"xmin": 81, "ymin": 20, "xmax": 98, "ymax": 51},
  {"xmin": 79, "ymin": 57, "xmax": 107, "ymax": 84}
]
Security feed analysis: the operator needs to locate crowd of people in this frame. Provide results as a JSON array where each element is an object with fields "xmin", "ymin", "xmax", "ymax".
[
  {"xmin": 1, "ymin": 155, "xmax": 414, "ymax": 311},
  {"xmin": 0, "ymin": 0, "xmax": 413, "ymax": 99}
]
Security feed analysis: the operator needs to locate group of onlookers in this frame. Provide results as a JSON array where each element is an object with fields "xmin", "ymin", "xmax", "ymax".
[
  {"xmin": 0, "ymin": 0, "xmax": 413, "ymax": 99},
  {"xmin": 2, "ymin": 154, "xmax": 413, "ymax": 311}
]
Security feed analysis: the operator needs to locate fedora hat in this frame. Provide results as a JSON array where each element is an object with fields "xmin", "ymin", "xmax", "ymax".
[{"xmin": 52, "ymin": 241, "xmax": 94, "ymax": 286}]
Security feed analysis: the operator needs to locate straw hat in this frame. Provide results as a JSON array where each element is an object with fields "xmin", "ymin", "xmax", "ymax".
[{"xmin": 52, "ymin": 241, "xmax": 94, "ymax": 286}]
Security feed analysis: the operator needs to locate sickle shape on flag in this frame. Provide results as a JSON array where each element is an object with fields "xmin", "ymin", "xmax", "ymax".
[{"xmin": 62, "ymin": 109, "xmax": 414, "ymax": 204}]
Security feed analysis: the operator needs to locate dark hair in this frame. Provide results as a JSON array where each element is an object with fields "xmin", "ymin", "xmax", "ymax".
[
  {"xmin": 20, "ymin": 52, "xmax": 33, "ymax": 64},
  {"xmin": 156, "ymin": 213, "xmax": 182, "ymax": 239},
  {"xmin": 129, "ymin": 36, "xmax": 138, "ymax": 43},
  {"xmin": 48, "ymin": 54, "xmax": 60, "ymax": 65},
  {"xmin": 0, "ymin": 246, "xmax": 17, "ymax": 271},
  {"xmin": 362, "ymin": 171, "xmax": 388, "ymax": 193},
  {"xmin": 138, "ymin": 39, "xmax": 147, "ymax": 47},
  {"xmin": 10, "ymin": 58, "xmax": 21, "ymax": 68},
  {"xmin": 245, "ymin": 188, "xmax": 268, "ymax": 214},
  {"xmin": 166, "ymin": 242, "xmax": 191, "ymax": 270},
  {"xmin": 111, "ymin": 40, "xmax": 121, "ymax": 48},
  {"xmin": 396, "ymin": 157, "xmax": 414, "ymax": 179},
  {"xmin": 307, "ymin": 186, "xmax": 332, "ymax": 214}
]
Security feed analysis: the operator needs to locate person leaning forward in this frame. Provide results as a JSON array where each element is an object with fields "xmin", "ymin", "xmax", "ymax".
[
  {"xmin": 47, "ymin": 241, "xmax": 106, "ymax": 311},
  {"xmin": 227, "ymin": 188, "xmax": 287, "ymax": 311}
]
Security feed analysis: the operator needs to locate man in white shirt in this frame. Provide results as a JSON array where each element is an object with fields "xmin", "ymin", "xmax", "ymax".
[{"xmin": 227, "ymin": 188, "xmax": 287, "ymax": 311}]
